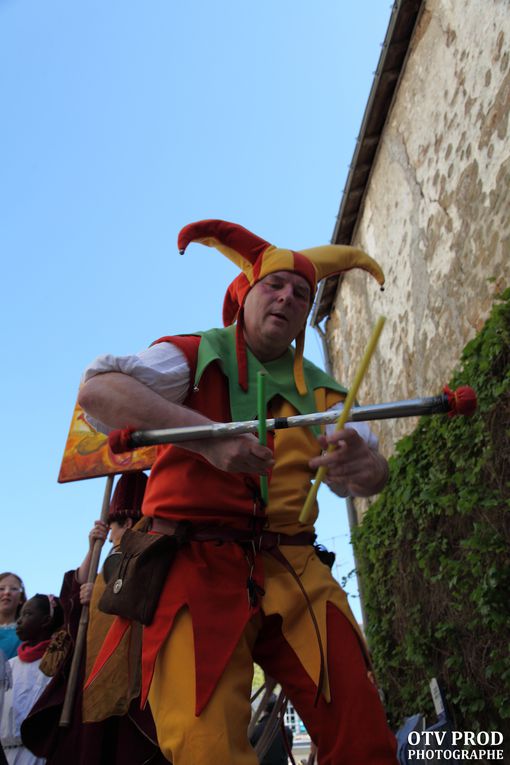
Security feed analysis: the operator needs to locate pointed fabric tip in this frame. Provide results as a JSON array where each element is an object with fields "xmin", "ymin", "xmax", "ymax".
[
  {"xmin": 293, "ymin": 330, "xmax": 307, "ymax": 396},
  {"xmin": 298, "ymin": 244, "xmax": 385, "ymax": 288},
  {"xmin": 235, "ymin": 314, "xmax": 249, "ymax": 392},
  {"xmin": 177, "ymin": 219, "xmax": 270, "ymax": 273}
]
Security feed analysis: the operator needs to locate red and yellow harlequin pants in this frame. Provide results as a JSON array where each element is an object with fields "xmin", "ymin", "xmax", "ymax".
[{"xmin": 148, "ymin": 604, "xmax": 398, "ymax": 764}]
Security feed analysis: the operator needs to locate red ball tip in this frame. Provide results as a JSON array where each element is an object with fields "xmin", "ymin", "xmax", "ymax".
[{"xmin": 443, "ymin": 385, "xmax": 477, "ymax": 417}]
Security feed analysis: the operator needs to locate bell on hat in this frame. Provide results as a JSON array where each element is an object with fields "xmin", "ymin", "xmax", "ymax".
[
  {"xmin": 107, "ymin": 471, "xmax": 148, "ymax": 524},
  {"xmin": 178, "ymin": 219, "xmax": 385, "ymax": 394}
]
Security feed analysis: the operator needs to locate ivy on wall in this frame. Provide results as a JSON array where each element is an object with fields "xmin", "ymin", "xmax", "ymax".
[{"xmin": 353, "ymin": 289, "xmax": 510, "ymax": 733}]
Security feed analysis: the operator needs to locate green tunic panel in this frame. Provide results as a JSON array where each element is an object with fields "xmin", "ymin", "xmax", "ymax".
[{"xmin": 192, "ymin": 326, "xmax": 346, "ymax": 434}]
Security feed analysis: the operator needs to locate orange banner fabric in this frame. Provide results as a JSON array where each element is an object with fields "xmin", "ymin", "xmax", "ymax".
[{"xmin": 58, "ymin": 401, "xmax": 156, "ymax": 483}]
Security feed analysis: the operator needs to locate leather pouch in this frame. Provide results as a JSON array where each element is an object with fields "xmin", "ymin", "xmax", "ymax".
[{"xmin": 98, "ymin": 529, "xmax": 177, "ymax": 625}]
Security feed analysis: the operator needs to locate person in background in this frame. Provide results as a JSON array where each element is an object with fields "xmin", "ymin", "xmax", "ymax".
[
  {"xmin": 21, "ymin": 472, "xmax": 165, "ymax": 765},
  {"xmin": 75, "ymin": 470, "xmax": 148, "ymax": 608},
  {"xmin": 0, "ymin": 575, "xmax": 26, "ymax": 661},
  {"xmin": 1, "ymin": 650, "xmax": 10, "ymax": 764},
  {"xmin": 0, "ymin": 595, "xmax": 64, "ymax": 764}
]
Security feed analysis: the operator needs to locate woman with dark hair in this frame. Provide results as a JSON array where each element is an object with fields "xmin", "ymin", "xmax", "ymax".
[{"xmin": 0, "ymin": 574, "xmax": 27, "ymax": 661}]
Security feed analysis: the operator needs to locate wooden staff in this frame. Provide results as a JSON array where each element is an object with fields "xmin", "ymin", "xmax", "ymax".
[{"xmin": 59, "ymin": 474, "xmax": 114, "ymax": 727}]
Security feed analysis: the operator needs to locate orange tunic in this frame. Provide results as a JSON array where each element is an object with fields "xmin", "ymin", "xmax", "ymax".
[{"xmin": 87, "ymin": 334, "xmax": 366, "ymax": 715}]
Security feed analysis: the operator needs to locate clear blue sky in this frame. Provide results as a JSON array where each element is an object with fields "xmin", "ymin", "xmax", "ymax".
[{"xmin": 0, "ymin": 1, "xmax": 392, "ymax": 623}]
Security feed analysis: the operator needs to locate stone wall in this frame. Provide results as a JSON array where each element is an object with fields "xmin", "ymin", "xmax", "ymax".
[{"xmin": 327, "ymin": 0, "xmax": 510, "ymax": 493}]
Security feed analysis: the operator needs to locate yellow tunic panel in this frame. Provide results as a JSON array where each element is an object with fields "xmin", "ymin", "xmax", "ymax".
[{"xmin": 261, "ymin": 391, "xmax": 367, "ymax": 701}]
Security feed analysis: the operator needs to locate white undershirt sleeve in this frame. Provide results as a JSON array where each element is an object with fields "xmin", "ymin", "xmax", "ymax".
[{"xmin": 81, "ymin": 342, "xmax": 191, "ymax": 434}]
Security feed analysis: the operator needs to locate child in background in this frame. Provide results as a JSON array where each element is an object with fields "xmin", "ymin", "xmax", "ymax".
[
  {"xmin": 0, "ymin": 575, "xmax": 26, "ymax": 661},
  {"xmin": 0, "ymin": 595, "xmax": 63, "ymax": 764}
]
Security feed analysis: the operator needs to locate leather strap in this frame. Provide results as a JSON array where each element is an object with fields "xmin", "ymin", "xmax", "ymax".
[{"xmin": 151, "ymin": 518, "xmax": 315, "ymax": 549}]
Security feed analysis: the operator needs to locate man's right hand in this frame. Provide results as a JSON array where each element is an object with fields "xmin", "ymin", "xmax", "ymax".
[{"xmin": 199, "ymin": 434, "xmax": 274, "ymax": 474}]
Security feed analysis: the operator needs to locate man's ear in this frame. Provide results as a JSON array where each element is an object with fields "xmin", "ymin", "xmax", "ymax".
[{"xmin": 125, "ymin": 517, "xmax": 134, "ymax": 530}]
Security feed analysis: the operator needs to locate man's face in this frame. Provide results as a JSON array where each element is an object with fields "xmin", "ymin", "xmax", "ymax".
[{"xmin": 243, "ymin": 271, "xmax": 311, "ymax": 361}]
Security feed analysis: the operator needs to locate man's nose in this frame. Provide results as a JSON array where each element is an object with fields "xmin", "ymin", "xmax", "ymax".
[{"xmin": 277, "ymin": 285, "xmax": 294, "ymax": 302}]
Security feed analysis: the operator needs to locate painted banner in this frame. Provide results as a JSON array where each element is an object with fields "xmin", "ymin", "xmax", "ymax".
[{"xmin": 58, "ymin": 400, "xmax": 156, "ymax": 483}]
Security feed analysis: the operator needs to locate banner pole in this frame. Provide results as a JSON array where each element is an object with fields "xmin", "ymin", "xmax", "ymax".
[{"xmin": 59, "ymin": 474, "xmax": 114, "ymax": 727}]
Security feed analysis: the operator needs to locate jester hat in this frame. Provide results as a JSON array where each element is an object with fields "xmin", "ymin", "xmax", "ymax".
[{"xmin": 178, "ymin": 219, "xmax": 384, "ymax": 395}]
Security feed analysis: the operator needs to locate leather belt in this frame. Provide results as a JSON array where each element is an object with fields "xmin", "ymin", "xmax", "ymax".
[
  {"xmin": 150, "ymin": 516, "xmax": 323, "ymax": 705},
  {"xmin": 151, "ymin": 517, "xmax": 315, "ymax": 549}
]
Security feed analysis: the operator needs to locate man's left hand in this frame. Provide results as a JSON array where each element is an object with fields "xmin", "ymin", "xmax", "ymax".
[{"xmin": 309, "ymin": 428, "xmax": 389, "ymax": 498}]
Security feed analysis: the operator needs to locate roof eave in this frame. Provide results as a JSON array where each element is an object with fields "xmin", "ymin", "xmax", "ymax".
[{"xmin": 311, "ymin": 0, "xmax": 424, "ymax": 328}]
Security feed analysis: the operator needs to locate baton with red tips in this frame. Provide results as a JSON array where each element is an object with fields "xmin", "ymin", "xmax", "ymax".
[{"xmin": 107, "ymin": 385, "xmax": 477, "ymax": 454}]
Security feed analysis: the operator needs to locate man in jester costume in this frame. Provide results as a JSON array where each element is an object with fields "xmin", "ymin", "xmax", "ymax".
[{"xmin": 79, "ymin": 219, "xmax": 398, "ymax": 764}]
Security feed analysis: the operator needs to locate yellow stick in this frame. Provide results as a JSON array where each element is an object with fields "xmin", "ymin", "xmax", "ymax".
[{"xmin": 299, "ymin": 316, "xmax": 386, "ymax": 524}]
